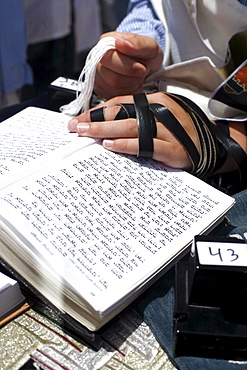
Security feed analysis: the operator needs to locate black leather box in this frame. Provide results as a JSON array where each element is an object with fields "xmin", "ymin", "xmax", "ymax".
[{"xmin": 174, "ymin": 236, "xmax": 247, "ymax": 360}]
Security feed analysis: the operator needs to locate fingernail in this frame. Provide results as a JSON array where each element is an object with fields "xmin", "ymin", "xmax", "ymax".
[
  {"xmin": 68, "ymin": 118, "xmax": 78, "ymax": 131},
  {"xmin": 103, "ymin": 140, "xmax": 114, "ymax": 149},
  {"xmin": 77, "ymin": 122, "xmax": 90, "ymax": 134},
  {"xmin": 122, "ymin": 39, "xmax": 132, "ymax": 47}
]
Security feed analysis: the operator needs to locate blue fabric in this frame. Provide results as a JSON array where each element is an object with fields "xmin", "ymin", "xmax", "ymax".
[
  {"xmin": 137, "ymin": 270, "xmax": 247, "ymax": 369},
  {"xmin": 137, "ymin": 190, "xmax": 247, "ymax": 369},
  {"xmin": 226, "ymin": 189, "xmax": 247, "ymax": 241},
  {"xmin": 0, "ymin": 1, "xmax": 33, "ymax": 96}
]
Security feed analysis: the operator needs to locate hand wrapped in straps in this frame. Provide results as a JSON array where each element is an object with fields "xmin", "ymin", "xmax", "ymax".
[{"xmin": 68, "ymin": 92, "xmax": 247, "ymax": 187}]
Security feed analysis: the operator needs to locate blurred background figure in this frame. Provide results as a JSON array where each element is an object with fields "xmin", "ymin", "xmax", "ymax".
[
  {"xmin": 0, "ymin": 0, "xmax": 33, "ymax": 109},
  {"xmin": 0, "ymin": 0, "xmax": 129, "ymax": 111},
  {"xmin": 73, "ymin": 0, "xmax": 102, "ymax": 72},
  {"xmin": 99, "ymin": 0, "xmax": 129, "ymax": 32},
  {"xmin": 23, "ymin": 0, "xmax": 102, "ymax": 96}
]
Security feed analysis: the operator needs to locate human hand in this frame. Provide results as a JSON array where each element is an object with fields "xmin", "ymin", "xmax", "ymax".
[
  {"xmin": 68, "ymin": 92, "xmax": 200, "ymax": 171},
  {"xmin": 94, "ymin": 32, "xmax": 163, "ymax": 99}
]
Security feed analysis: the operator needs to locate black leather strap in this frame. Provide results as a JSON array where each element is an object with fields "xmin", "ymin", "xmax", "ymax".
[
  {"xmin": 90, "ymin": 104, "xmax": 136, "ymax": 121},
  {"xmin": 149, "ymin": 103, "xmax": 200, "ymax": 172},
  {"xmin": 90, "ymin": 94, "xmax": 157, "ymax": 159},
  {"xmin": 168, "ymin": 93, "xmax": 247, "ymax": 186},
  {"xmin": 115, "ymin": 104, "xmax": 136, "ymax": 120},
  {"xmin": 90, "ymin": 107, "xmax": 105, "ymax": 121},
  {"xmin": 133, "ymin": 93, "xmax": 156, "ymax": 158},
  {"xmin": 90, "ymin": 93, "xmax": 247, "ymax": 187},
  {"xmin": 167, "ymin": 93, "xmax": 218, "ymax": 178},
  {"xmin": 215, "ymin": 122, "xmax": 247, "ymax": 186}
]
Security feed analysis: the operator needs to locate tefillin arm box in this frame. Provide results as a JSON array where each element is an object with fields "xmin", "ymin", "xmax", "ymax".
[{"xmin": 174, "ymin": 235, "xmax": 247, "ymax": 361}]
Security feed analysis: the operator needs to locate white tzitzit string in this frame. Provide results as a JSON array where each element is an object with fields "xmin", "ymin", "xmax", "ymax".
[{"xmin": 60, "ymin": 37, "xmax": 116, "ymax": 116}]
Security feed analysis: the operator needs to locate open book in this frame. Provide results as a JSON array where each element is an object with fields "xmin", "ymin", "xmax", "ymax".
[{"xmin": 0, "ymin": 107, "xmax": 235, "ymax": 331}]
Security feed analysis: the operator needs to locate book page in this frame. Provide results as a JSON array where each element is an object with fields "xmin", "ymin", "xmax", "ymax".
[
  {"xmin": 0, "ymin": 144, "xmax": 234, "ymax": 313},
  {"xmin": 0, "ymin": 107, "xmax": 96, "ymax": 189}
]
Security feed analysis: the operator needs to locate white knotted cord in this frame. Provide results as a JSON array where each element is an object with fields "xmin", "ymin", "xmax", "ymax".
[{"xmin": 60, "ymin": 37, "xmax": 116, "ymax": 116}]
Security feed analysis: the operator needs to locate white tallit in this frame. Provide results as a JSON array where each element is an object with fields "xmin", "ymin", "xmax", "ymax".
[
  {"xmin": 148, "ymin": 0, "xmax": 247, "ymax": 119},
  {"xmin": 61, "ymin": 0, "xmax": 247, "ymax": 119}
]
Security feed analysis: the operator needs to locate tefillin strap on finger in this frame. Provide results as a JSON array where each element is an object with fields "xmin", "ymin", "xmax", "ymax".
[
  {"xmin": 90, "ymin": 103, "xmax": 137, "ymax": 121},
  {"xmin": 115, "ymin": 104, "xmax": 136, "ymax": 119},
  {"xmin": 133, "ymin": 93, "xmax": 157, "ymax": 158},
  {"xmin": 90, "ymin": 93, "xmax": 157, "ymax": 159},
  {"xmin": 90, "ymin": 106, "xmax": 106, "ymax": 121}
]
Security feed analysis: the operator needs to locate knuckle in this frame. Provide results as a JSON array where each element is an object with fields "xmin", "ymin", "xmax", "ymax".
[
  {"xmin": 125, "ymin": 119, "xmax": 137, "ymax": 133},
  {"xmin": 115, "ymin": 139, "xmax": 129, "ymax": 152},
  {"xmin": 153, "ymin": 91, "xmax": 166, "ymax": 102},
  {"xmin": 108, "ymin": 96, "xmax": 124, "ymax": 105},
  {"xmin": 108, "ymin": 74, "xmax": 121, "ymax": 86},
  {"xmin": 89, "ymin": 123, "xmax": 105, "ymax": 136}
]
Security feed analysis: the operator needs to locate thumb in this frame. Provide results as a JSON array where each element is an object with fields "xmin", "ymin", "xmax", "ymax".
[{"xmin": 115, "ymin": 34, "xmax": 159, "ymax": 61}]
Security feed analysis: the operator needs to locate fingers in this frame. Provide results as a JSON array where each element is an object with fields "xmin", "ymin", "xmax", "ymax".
[
  {"xmin": 69, "ymin": 117, "xmax": 138, "ymax": 138},
  {"xmin": 67, "ymin": 92, "xmax": 195, "ymax": 171},
  {"xmin": 95, "ymin": 65, "xmax": 145, "ymax": 99},
  {"xmin": 99, "ymin": 47, "xmax": 146, "ymax": 77},
  {"xmin": 94, "ymin": 32, "xmax": 162, "ymax": 98},
  {"xmin": 103, "ymin": 32, "xmax": 162, "ymax": 65},
  {"xmin": 68, "ymin": 118, "xmax": 191, "ymax": 170},
  {"xmin": 103, "ymin": 137, "xmax": 192, "ymax": 170},
  {"xmin": 114, "ymin": 34, "xmax": 164, "ymax": 78},
  {"xmin": 94, "ymin": 48, "xmax": 146, "ymax": 98},
  {"xmin": 68, "ymin": 95, "xmax": 136, "ymax": 133},
  {"xmin": 103, "ymin": 138, "xmax": 138, "ymax": 156}
]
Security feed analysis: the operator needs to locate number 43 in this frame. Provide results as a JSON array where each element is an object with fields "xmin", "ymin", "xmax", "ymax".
[{"xmin": 208, "ymin": 247, "xmax": 239, "ymax": 263}]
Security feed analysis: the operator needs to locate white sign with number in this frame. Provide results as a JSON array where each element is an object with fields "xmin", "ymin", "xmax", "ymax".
[
  {"xmin": 197, "ymin": 241, "xmax": 247, "ymax": 267},
  {"xmin": 51, "ymin": 77, "xmax": 79, "ymax": 91}
]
